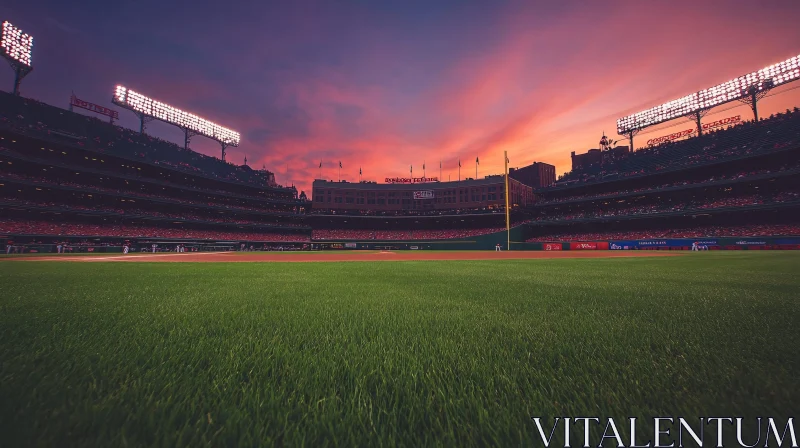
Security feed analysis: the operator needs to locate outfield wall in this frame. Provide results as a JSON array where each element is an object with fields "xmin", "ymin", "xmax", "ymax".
[
  {"xmin": 5, "ymin": 233, "xmax": 800, "ymax": 253},
  {"xmin": 314, "ymin": 226, "xmax": 528, "ymax": 251},
  {"xmin": 511, "ymin": 237, "xmax": 800, "ymax": 251}
]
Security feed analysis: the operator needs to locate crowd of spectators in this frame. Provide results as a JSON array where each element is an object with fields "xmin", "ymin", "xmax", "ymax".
[
  {"xmin": 308, "ymin": 206, "xmax": 507, "ymax": 217},
  {"xmin": 537, "ymin": 164, "xmax": 800, "ymax": 206},
  {"xmin": 0, "ymin": 92, "xmax": 280, "ymax": 188},
  {"xmin": 0, "ymin": 219, "xmax": 310, "ymax": 241},
  {"xmin": 311, "ymin": 227, "xmax": 506, "ymax": 240},
  {"xmin": 525, "ymin": 224, "xmax": 800, "ymax": 242},
  {"xmin": 529, "ymin": 191, "xmax": 799, "ymax": 223},
  {"xmin": 0, "ymin": 195, "xmax": 306, "ymax": 228},
  {"xmin": 0, "ymin": 217, "xmax": 506, "ymax": 241},
  {"xmin": 0, "ymin": 170, "xmax": 303, "ymax": 216},
  {"xmin": 0, "ymin": 147, "xmax": 302, "ymax": 205},
  {"xmin": 552, "ymin": 109, "xmax": 800, "ymax": 188}
]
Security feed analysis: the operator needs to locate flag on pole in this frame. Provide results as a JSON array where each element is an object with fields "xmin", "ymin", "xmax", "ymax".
[
  {"xmin": 458, "ymin": 159, "xmax": 461, "ymax": 167},
  {"xmin": 359, "ymin": 167, "xmax": 362, "ymax": 175},
  {"xmin": 423, "ymin": 162, "xmax": 425, "ymax": 170},
  {"xmin": 476, "ymin": 157, "xmax": 479, "ymax": 165},
  {"xmin": 339, "ymin": 161, "xmax": 342, "ymax": 168},
  {"xmin": 319, "ymin": 161, "xmax": 322, "ymax": 168}
]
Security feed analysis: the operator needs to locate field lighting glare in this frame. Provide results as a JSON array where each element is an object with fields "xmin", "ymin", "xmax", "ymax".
[
  {"xmin": 113, "ymin": 85, "xmax": 240, "ymax": 147},
  {"xmin": 1, "ymin": 21, "xmax": 33, "ymax": 67},
  {"xmin": 617, "ymin": 53, "xmax": 800, "ymax": 134}
]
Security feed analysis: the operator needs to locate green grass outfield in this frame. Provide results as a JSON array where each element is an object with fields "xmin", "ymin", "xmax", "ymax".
[{"xmin": 1, "ymin": 252, "xmax": 798, "ymax": 447}]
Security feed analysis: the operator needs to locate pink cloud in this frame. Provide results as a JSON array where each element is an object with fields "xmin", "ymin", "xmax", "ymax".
[{"xmin": 125, "ymin": 0, "xmax": 800, "ymax": 194}]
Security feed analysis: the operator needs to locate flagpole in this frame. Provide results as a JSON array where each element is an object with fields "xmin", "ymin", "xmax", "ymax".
[
  {"xmin": 504, "ymin": 151, "xmax": 510, "ymax": 251},
  {"xmin": 439, "ymin": 161, "xmax": 442, "ymax": 181},
  {"xmin": 476, "ymin": 158, "xmax": 478, "ymax": 179},
  {"xmin": 423, "ymin": 161, "xmax": 425, "ymax": 178}
]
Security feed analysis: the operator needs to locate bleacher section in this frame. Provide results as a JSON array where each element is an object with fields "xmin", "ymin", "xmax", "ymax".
[
  {"xmin": 312, "ymin": 227, "xmax": 506, "ymax": 241},
  {"xmin": 527, "ymin": 110, "xmax": 800, "ymax": 243},
  {"xmin": 0, "ymin": 93, "xmax": 311, "ymax": 248},
  {"xmin": 551, "ymin": 109, "xmax": 800, "ymax": 188},
  {"xmin": 525, "ymin": 224, "xmax": 800, "ymax": 242},
  {"xmin": 0, "ymin": 92, "xmax": 276, "ymax": 187}
]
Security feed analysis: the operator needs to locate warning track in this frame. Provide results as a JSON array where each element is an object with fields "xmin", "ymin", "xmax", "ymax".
[{"xmin": 12, "ymin": 251, "xmax": 683, "ymax": 263}]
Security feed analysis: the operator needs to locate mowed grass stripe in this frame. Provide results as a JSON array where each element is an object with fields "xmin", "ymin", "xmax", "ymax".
[{"xmin": 0, "ymin": 253, "xmax": 798, "ymax": 447}]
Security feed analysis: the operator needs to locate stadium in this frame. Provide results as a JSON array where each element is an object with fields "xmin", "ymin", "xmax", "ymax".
[{"xmin": 1, "ymin": 12, "xmax": 799, "ymax": 448}]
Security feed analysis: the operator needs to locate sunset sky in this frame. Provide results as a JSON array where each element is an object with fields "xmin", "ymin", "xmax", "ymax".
[{"xmin": 3, "ymin": 0, "xmax": 800, "ymax": 193}]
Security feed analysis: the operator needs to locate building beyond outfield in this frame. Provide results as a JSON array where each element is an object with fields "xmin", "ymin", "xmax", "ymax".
[{"xmin": 311, "ymin": 177, "xmax": 534, "ymax": 213}]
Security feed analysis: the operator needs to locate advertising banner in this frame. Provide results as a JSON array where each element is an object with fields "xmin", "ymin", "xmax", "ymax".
[
  {"xmin": 385, "ymin": 177, "xmax": 438, "ymax": 184},
  {"xmin": 543, "ymin": 243, "xmax": 562, "ymax": 251},
  {"xmin": 70, "ymin": 94, "xmax": 119, "ymax": 121},
  {"xmin": 413, "ymin": 190, "xmax": 434, "ymax": 199},
  {"xmin": 569, "ymin": 242, "xmax": 608, "ymax": 250},
  {"xmin": 647, "ymin": 129, "xmax": 695, "ymax": 146},
  {"xmin": 610, "ymin": 239, "xmax": 721, "ymax": 249},
  {"xmin": 344, "ymin": 243, "xmax": 357, "ymax": 248},
  {"xmin": 733, "ymin": 240, "xmax": 768, "ymax": 246},
  {"xmin": 646, "ymin": 115, "xmax": 741, "ymax": 146}
]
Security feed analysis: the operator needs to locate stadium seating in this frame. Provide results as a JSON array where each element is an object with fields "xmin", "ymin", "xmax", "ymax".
[
  {"xmin": 537, "ymin": 164, "xmax": 800, "ymax": 205},
  {"xmin": 525, "ymin": 224, "xmax": 800, "ymax": 242},
  {"xmin": 3, "ymin": 89, "xmax": 799, "ymax": 246},
  {"xmin": 0, "ymin": 92, "xmax": 273, "ymax": 187},
  {"xmin": 0, "ymin": 171, "xmax": 298, "ymax": 215},
  {"xmin": 0, "ymin": 219, "xmax": 310, "ymax": 242},
  {"xmin": 0, "ymin": 92, "xmax": 313, "ymax": 244},
  {"xmin": 311, "ymin": 227, "xmax": 506, "ymax": 241},
  {"xmin": 523, "ymin": 109, "xmax": 800, "ymax": 245},
  {"xmin": 528, "ymin": 192, "xmax": 798, "ymax": 223},
  {"xmin": 551, "ymin": 109, "xmax": 800, "ymax": 187}
]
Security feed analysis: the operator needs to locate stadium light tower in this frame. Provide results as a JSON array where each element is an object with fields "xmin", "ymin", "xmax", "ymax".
[
  {"xmin": 617, "ymin": 53, "xmax": 800, "ymax": 145},
  {"xmin": 738, "ymin": 80, "xmax": 775, "ymax": 122},
  {"xmin": 1, "ymin": 21, "xmax": 34, "ymax": 96},
  {"xmin": 112, "ymin": 85, "xmax": 240, "ymax": 161}
]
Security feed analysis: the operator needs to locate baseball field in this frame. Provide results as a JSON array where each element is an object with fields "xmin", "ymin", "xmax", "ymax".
[{"xmin": 1, "ymin": 250, "xmax": 798, "ymax": 446}]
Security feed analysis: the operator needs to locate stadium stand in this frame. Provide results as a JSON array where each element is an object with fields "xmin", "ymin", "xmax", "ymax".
[
  {"xmin": 550, "ymin": 108, "xmax": 800, "ymax": 188},
  {"xmin": 525, "ymin": 110, "xmax": 800, "ymax": 245},
  {"xmin": 0, "ymin": 92, "xmax": 311, "ymax": 249},
  {"xmin": 526, "ymin": 224, "xmax": 800, "ymax": 242},
  {"xmin": 3, "ymin": 88, "xmax": 799, "ymax": 251},
  {"xmin": 0, "ymin": 220, "xmax": 309, "ymax": 242},
  {"xmin": 0, "ymin": 92, "xmax": 274, "ymax": 186},
  {"xmin": 311, "ymin": 227, "xmax": 506, "ymax": 241}
]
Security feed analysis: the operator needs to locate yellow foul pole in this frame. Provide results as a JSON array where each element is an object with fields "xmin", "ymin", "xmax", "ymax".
[{"xmin": 504, "ymin": 151, "xmax": 510, "ymax": 251}]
